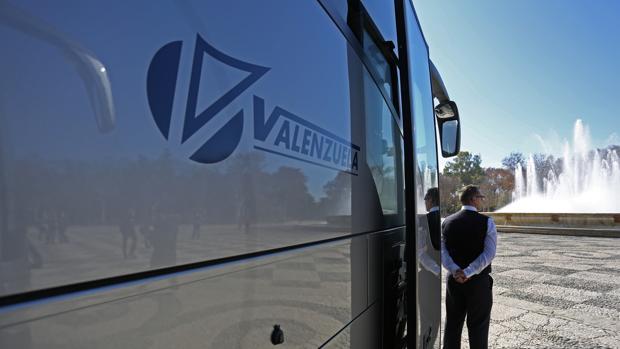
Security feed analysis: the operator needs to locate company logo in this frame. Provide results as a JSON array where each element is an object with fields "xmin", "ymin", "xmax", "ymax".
[{"xmin": 147, "ymin": 34, "xmax": 359, "ymax": 175}]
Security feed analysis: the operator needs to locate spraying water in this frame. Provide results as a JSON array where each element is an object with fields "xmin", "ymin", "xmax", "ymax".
[{"xmin": 499, "ymin": 120, "xmax": 620, "ymax": 213}]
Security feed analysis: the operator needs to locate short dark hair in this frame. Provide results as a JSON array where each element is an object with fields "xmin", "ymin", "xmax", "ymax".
[
  {"xmin": 424, "ymin": 187, "xmax": 439, "ymax": 206},
  {"xmin": 459, "ymin": 185, "xmax": 480, "ymax": 205}
]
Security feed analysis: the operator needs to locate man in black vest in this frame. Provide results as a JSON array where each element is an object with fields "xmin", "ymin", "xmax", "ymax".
[{"xmin": 442, "ymin": 185, "xmax": 497, "ymax": 349}]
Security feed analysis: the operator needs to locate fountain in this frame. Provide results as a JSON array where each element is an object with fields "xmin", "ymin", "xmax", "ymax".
[
  {"xmin": 489, "ymin": 120, "xmax": 620, "ymax": 236},
  {"xmin": 500, "ymin": 119, "xmax": 620, "ymax": 213}
]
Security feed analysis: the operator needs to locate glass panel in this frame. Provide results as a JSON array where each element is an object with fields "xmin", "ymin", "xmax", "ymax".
[
  {"xmin": 441, "ymin": 120, "xmax": 459, "ymax": 155},
  {"xmin": 360, "ymin": 0, "xmax": 398, "ymax": 55},
  {"xmin": 320, "ymin": 0, "xmax": 400, "ymax": 118},
  {"xmin": 0, "ymin": 0, "xmax": 398, "ymax": 296},
  {"xmin": 363, "ymin": 71, "xmax": 401, "ymax": 215},
  {"xmin": 405, "ymin": 1, "xmax": 441, "ymax": 348},
  {"xmin": 362, "ymin": 30, "xmax": 393, "ymax": 101},
  {"xmin": 323, "ymin": 0, "xmax": 398, "ymax": 57}
]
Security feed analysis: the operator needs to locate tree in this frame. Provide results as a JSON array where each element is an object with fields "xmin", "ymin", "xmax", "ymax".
[
  {"xmin": 319, "ymin": 172, "xmax": 351, "ymax": 217},
  {"xmin": 439, "ymin": 151, "xmax": 484, "ymax": 215},
  {"xmin": 438, "ymin": 173, "xmax": 461, "ymax": 216},
  {"xmin": 480, "ymin": 167, "xmax": 514, "ymax": 211},
  {"xmin": 443, "ymin": 151, "xmax": 485, "ymax": 185},
  {"xmin": 270, "ymin": 167, "xmax": 316, "ymax": 220},
  {"xmin": 501, "ymin": 152, "xmax": 526, "ymax": 171}
]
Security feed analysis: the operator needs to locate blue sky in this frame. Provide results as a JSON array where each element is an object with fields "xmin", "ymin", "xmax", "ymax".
[{"xmin": 414, "ymin": 0, "xmax": 620, "ymax": 168}]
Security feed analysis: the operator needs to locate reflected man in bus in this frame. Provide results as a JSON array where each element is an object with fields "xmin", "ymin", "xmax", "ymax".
[
  {"xmin": 441, "ymin": 185, "xmax": 497, "ymax": 349},
  {"xmin": 418, "ymin": 187, "xmax": 442, "ymax": 348},
  {"xmin": 424, "ymin": 187, "xmax": 440, "ymax": 250}
]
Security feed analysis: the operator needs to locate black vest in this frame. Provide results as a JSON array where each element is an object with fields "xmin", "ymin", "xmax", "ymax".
[
  {"xmin": 426, "ymin": 210, "xmax": 441, "ymax": 250},
  {"xmin": 442, "ymin": 209, "xmax": 492, "ymax": 275}
]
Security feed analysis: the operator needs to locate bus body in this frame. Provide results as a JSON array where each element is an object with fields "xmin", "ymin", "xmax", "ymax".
[{"xmin": 0, "ymin": 1, "xmax": 459, "ymax": 348}]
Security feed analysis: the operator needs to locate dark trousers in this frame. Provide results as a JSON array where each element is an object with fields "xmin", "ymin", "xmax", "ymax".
[{"xmin": 443, "ymin": 274, "xmax": 493, "ymax": 349}]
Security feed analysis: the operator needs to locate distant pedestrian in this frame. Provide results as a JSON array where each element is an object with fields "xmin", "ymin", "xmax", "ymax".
[
  {"xmin": 149, "ymin": 211, "xmax": 178, "ymax": 268},
  {"xmin": 191, "ymin": 211, "xmax": 202, "ymax": 240},
  {"xmin": 119, "ymin": 209, "xmax": 137, "ymax": 259},
  {"xmin": 442, "ymin": 185, "xmax": 497, "ymax": 349},
  {"xmin": 238, "ymin": 170, "xmax": 256, "ymax": 234},
  {"xmin": 56, "ymin": 211, "xmax": 69, "ymax": 243},
  {"xmin": 41, "ymin": 210, "xmax": 56, "ymax": 245}
]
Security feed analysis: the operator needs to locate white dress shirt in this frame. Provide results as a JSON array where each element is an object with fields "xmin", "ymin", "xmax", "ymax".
[{"xmin": 441, "ymin": 205, "xmax": 497, "ymax": 278}]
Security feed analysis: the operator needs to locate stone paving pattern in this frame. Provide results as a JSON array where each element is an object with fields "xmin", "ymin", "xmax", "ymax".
[{"xmin": 442, "ymin": 233, "xmax": 620, "ymax": 349}]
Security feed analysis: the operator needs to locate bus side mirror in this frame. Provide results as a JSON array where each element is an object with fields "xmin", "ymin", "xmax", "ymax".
[{"xmin": 435, "ymin": 101, "xmax": 460, "ymax": 157}]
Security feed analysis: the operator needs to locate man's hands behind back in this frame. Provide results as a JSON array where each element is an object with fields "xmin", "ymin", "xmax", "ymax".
[{"xmin": 454, "ymin": 269, "xmax": 469, "ymax": 284}]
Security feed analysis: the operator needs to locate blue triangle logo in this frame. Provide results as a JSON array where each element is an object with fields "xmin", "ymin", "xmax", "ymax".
[{"xmin": 182, "ymin": 34, "xmax": 270, "ymax": 143}]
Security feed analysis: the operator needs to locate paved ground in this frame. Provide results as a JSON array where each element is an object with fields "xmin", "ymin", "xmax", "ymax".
[{"xmin": 441, "ymin": 232, "xmax": 620, "ymax": 349}]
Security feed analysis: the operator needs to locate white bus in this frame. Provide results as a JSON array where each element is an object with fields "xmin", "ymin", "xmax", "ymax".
[{"xmin": 0, "ymin": 1, "xmax": 460, "ymax": 348}]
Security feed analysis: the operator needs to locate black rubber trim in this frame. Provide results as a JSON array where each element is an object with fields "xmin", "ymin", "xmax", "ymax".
[
  {"xmin": 0, "ymin": 227, "xmax": 402, "ymax": 308},
  {"xmin": 394, "ymin": 1, "xmax": 418, "ymax": 349}
]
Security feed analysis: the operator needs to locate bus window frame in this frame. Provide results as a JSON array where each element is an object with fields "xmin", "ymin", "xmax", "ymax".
[
  {"xmin": 317, "ymin": 0, "xmax": 404, "ymax": 135},
  {"xmin": 395, "ymin": 0, "xmax": 438, "ymax": 347},
  {"xmin": 344, "ymin": 0, "xmax": 401, "ymax": 116}
]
